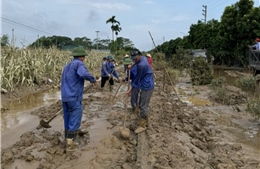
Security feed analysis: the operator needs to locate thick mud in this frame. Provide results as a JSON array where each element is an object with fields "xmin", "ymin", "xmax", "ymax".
[{"xmin": 1, "ymin": 68, "xmax": 260, "ymax": 169}]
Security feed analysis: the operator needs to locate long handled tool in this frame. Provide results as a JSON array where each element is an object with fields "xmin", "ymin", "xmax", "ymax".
[
  {"xmin": 38, "ymin": 84, "xmax": 94, "ymax": 129},
  {"xmin": 119, "ymin": 69, "xmax": 131, "ymax": 139},
  {"xmin": 148, "ymin": 31, "xmax": 182, "ymax": 101},
  {"xmin": 119, "ymin": 95, "xmax": 130, "ymax": 139},
  {"xmin": 112, "ymin": 81, "xmax": 124, "ymax": 101},
  {"xmin": 40, "ymin": 109, "xmax": 63, "ymax": 128}
]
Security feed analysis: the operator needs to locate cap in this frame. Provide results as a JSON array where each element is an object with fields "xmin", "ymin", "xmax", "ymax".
[{"xmin": 130, "ymin": 49, "xmax": 142, "ymax": 60}]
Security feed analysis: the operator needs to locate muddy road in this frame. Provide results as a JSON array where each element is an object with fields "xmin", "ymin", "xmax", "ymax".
[{"xmin": 1, "ymin": 68, "xmax": 260, "ymax": 169}]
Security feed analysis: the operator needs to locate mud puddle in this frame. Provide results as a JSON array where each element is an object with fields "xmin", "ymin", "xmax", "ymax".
[{"xmin": 1, "ymin": 89, "xmax": 60, "ymax": 131}]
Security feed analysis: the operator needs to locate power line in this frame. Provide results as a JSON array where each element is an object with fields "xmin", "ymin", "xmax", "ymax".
[
  {"xmin": 1, "ymin": 17, "xmax": 54, "ymax": 35},
  {"xmin": 208, "ymin": 0, "xmax": 233, "ymax": 10}
]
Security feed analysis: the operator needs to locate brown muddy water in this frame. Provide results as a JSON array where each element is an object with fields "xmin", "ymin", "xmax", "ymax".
[
  {"xmin": 1, "ymin": 89, "xmax": 61, "ymax": 131},
  {"xmin": 212, "ymin": 66, "xmax": 250, "ymax": 85}
]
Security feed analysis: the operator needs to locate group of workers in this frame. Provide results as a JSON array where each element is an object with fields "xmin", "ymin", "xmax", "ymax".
[{"xmin": 60, "ymin": 47, "xmax": 154, "ymax": 152}]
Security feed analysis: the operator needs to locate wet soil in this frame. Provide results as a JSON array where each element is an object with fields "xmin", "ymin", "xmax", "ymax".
[{"xmin": 1, "ymin": 68, "xmax": 260, "ymax": 169}]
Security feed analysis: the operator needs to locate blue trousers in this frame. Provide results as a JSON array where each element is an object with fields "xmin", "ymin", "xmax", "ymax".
[{"xmin": 62, "ymin": 101, "xmax": 83, "ymax": 138}]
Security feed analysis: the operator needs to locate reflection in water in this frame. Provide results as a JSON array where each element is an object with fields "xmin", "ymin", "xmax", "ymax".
[
  {"xmin": 212, "ymin": 67, "xmax": 243, "ymax": 86},
  {"xmin": 1, "ymin": 89, "xmax": 61, "ymax": 131}
]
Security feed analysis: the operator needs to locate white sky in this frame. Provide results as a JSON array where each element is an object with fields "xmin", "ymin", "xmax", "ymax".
[{"xmin": 1, "ymin": 0, "xmax": 260, "ymax": 51}]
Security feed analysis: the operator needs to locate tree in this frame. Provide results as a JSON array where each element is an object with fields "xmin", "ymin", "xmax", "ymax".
[
  {"xmin": 115, "ymin": 37, "xmax": 134, "ymax": 50},
  {"xmin": 106, "ymin": 16, "xmax": 120, "ymax": 42},
  {"xmin": 218, "ymin": 0, "xmax": 259, "ymax": 66},
  {"xmin": 112, "ymin": 24, "xmax": 122, "ymax": 51},
  {"xmin": 73, "ymin": 37, "xmax": 92, "ymax": 49},
  {"xmin": 1, "ymin": 34, "xmax": 10, "ymax": 46},
  {"xmin": 29, "ymin": 36, "xmax": 73, "ymax": 49}
]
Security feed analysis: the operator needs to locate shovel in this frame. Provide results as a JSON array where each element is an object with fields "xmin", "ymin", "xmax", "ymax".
[
  {"xmin": 40, "ymin": 109, "xmax": 63, "ymax": 128},
  {"xmin": 119, "ymin": 69, "xmax": 131, "ymax": 139},
  {"xmin": 39, "ymin": 84, "xmax": 94, "ymax": 129},
  {"xmin": 119, "ymin": 95, "xmax": 130, "ymax": 139},
  {"xmin": 111, "ymin": 81, "xmax": 124, "ymax": 102}
]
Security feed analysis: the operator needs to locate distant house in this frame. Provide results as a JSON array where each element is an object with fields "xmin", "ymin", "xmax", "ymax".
[{"xmin": 191, "ymin": 49, "xmax": 207, "ymax": 59}]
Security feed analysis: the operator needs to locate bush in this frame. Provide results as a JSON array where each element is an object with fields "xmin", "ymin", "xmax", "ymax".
[
  {"xmin": 235, "ymin": 76, "xmax": 256, "ymax": 91},
  {"xmin": 246, "ymin": 97, "xmax": 260, "ymax": 120},
  {"xmin": 189, "ymin": 57, "xmax": 213, "ymax": 85},
  {"xmin": 210, "ymin": 76, "xmax": 226, "ymax": 89}
]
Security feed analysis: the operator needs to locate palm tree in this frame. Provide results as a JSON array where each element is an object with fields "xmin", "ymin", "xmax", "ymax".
[
  {"xmin": 106, "ymin": 16, "xmax": 120, "ymax": 42},
  {"xmin": 112, "ymin": 24, "xmax": 122, "ymax": 51},
  {"xmin": 113, "ymin": 24, "xmax": 122, "ymax": 39}
]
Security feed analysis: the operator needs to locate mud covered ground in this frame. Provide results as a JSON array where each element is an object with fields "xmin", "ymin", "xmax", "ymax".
[{"xmin": 1, "ymin": 67, "xmax": 260, "ymax": 169}]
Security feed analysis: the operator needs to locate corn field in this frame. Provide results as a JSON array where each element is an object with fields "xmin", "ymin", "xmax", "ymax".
[{"xmin": 1, "ymin": 47, "xmax": 107, "ymax": 92}]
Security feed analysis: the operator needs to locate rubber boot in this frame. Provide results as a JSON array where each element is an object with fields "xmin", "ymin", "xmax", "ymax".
[
  {"xmin": 135, "ymin": 118, "xmax": 148, "ymax": 134},
  {"xmin": 139, "ymin": 118, "xmax": 148, "ymax": 128},
  {"xmin": 66, "ymin": 138, "xmax": 77, "ymax": 152}
]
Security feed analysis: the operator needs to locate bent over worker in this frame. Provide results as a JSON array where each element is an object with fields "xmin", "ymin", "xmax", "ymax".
[
  {"xmin": 100, "ymin": 55, "xmax": 119, "ymax": 92},
  {"xmin": 61, "ymin": 47, "xmax": 96, "ymax": 152},
  {"xmin": 129, "ymin": 48, "xmax": 154, "ymax": 133}
]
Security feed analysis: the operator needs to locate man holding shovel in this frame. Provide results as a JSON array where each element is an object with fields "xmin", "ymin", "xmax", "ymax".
[
  {"xmin": 100, "ymin": 55, "xmax": 119, "ymax": 92},
  {"xmin": 129, "ymin": 49, "xmax": 154, "ymax": 133},
  {"xmin": 61, "ymin": 47, "xmax": 97, "ymax": 152}
]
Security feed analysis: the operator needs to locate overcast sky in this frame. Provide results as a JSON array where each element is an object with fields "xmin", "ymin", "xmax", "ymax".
[{"xmin": 1, "ymin": 0, "xmax": 260, "ymax": 51}]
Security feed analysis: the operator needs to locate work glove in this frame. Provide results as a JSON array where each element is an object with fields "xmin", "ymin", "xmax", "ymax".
[{"xmin": 108, "ymin": 74, "xmax": 111, "ymax": 78}]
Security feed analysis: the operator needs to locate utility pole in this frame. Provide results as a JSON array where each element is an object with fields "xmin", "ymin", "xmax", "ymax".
[
  {"xmin": 202, "ymin": 5, "xmax": 207, "ymax": 24},
  {"xmin": 37, "ymin": 35, "xmax": 39, "ymax": 47},
  {"xmin": 11, "ymin": 29, "xmax": 14, "ymax": 47},
  {"xmin": 95, "ymin": 31, "xmax": 99, "ymax": 50}
]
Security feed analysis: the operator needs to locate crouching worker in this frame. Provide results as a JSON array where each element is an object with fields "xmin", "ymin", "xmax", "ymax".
[
  {"xmin": 61, "ymin": 47, "xmax": 97, "ymax": 152},
  {"xmin": 129, "ymin": 49, "xmax": 154, "ymax": 134},
  {"xmin": 100, "ymin": 55, "xmax": 119, "ymax": 92}
]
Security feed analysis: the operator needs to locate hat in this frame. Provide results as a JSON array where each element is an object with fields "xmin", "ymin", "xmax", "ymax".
[
  {"xmin": 123, "ymin": 58, "xmax": 133, "ymax": 65},
  {"xmin": 125, "ymin": 54, "xmax": 129, "ymax": 58},
  {"xmin": 255, "ymin": 38, "xmax": 260, "ymax": 42},
  {"xmin": 146, "ymin": 53, "xmax": 152, "ymax": 58},
  {"xmin": 71, "ymin": 47, "xmax": 88, "ymax": 56},
  {"xmin": 130, "ymin": 49, "xmax": 142, "ymax": 60},
  {"xmin": 106, "ymin": 55, "xmax": 113, "ymax": 60}
]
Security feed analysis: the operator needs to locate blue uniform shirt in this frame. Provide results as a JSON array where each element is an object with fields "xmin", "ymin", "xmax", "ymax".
[
  {"xmin": 61, "ymin": 58, "xmax": 96, "ymax": 102},
  {"xmin": 101, "ymin": 61, "xmax": 119, "ymax": 79},
  {"xmin": 132, "ymin": 56, "xmax": 154, "ymax": 91}
]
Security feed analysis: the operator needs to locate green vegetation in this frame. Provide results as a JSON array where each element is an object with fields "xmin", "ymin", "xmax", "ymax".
[
  {"xmin": 235, "ymin": 76, "xmax": 256, "ymax": 91},
  {"xmin": 155, "ymin": 0, "xmax": 260, "ymax": 67},
  {"xmin": 210, "ymin": 76, "xmax": 226, "ymax": 89},
  {"xmin": 189, "ymin": 57, "xmax": 213, "ymax": 85},
  {"xmin": 1, "ymin": 47, "xmax": 105, "ymax": 91},
  {"xmin": 246, "ymin": 97, "xmax": 260, "ymax": 119}
]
